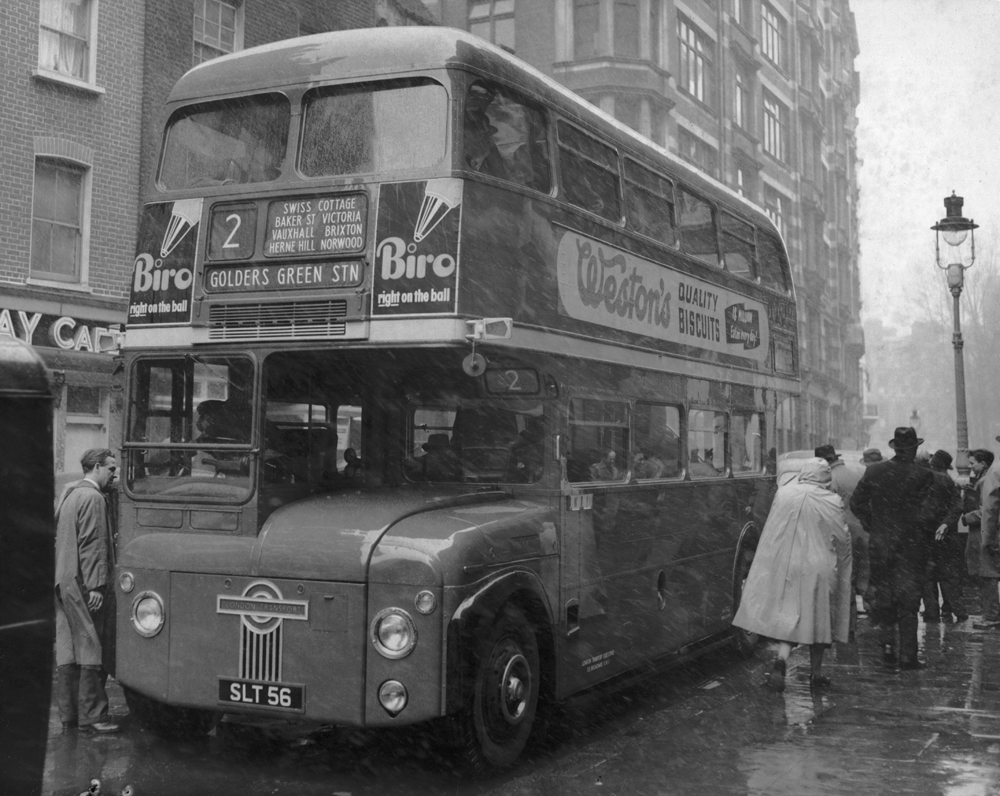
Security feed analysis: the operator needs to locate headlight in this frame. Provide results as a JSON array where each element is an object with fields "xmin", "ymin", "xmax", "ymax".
[
  {"xmin": 378, "ymin": 680, "xmax": 408, "ymax": 716},
  {"xmin": 119, "ymin": 571, "xmax": 135, "ymax": 593},
  {"xmin": 131, "ymin": 591, "xmax": 165, "ymax": 638},
  {"xmin": 414, "ymin": 590, "xmax": 437, "ymax": 615},
  {"xmin": 370, "ymin": 608, "xmax": 417, "ymax": 659}
]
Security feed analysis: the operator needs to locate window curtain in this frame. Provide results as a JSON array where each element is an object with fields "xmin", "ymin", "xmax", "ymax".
[{"xmin": 39, "ymin": 0, "xmax": 89, "ymax": 80}]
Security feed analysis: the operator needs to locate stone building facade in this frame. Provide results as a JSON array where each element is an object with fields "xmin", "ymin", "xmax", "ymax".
[{"xmin": 433, "ymin": 0, "xmax": 865, "ymax": 451}]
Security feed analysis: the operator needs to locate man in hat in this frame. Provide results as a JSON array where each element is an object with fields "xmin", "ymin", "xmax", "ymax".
[
  {"xmin": 851, "ymin": 427, "xmax": 936, "ymax": 669},
  {"xmin": 921, "ymin": 450, "xmax": 967, "ymax": 623},
  {"xmin": 862, "ymin": 448, "xmax": 884, "ymax": 466},
  {"xmin": 976, "ymin": 438, "xmax": 1000, "ymax": 629},
  {"xmin": 816, "ymin": 444, "xmax": 866, "ymax": 632}
]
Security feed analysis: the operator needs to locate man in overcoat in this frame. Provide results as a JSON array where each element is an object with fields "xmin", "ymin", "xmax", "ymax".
[
  {"xmin": 851, "ymin": 427, "xmax": 935, "ymax": 669},
  {"xmin": 921, "ymin": 450, "xmax": 967, "ymax": 622},
  {"xmin": 54, "ymin": 447, "xmax": 121, "ymax": 733},
  {"xmin": 977, "ymin": 440, "xmax": 1000, "ymax": 629}
]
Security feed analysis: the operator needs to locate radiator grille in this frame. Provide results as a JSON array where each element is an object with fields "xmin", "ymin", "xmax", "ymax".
[
  {"xmin": 240, "ymin": 623, "xmax": 282, "ymax": 682},
  {"xmin": 208, "ymin": 300, "xmax": 348, "ymax": 341}
]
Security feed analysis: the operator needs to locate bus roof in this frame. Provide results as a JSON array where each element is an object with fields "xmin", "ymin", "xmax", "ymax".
[{"xmin": 170, "ymin": 26, "xmax": 779, "ymax": 232}]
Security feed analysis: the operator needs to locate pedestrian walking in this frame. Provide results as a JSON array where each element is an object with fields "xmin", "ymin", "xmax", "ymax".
[
  {"xmin": 733, "ymin": 458, "xmax": 852, "ymax": 692},
  {"xmin": 850, "ymin": 427, "xmax": 935, "ymax": 670},
  {"xmin": 921, "ymin": 450, "xmax": 967, "ymax": 622},
  {"xmin": 815, "ymin": 444, "xmax": 868, "ymax": 635},
  {"xmin": 964, "ymin": 449, "xmax": 995, "ymax": 627},
  {"xmin": 54, "ymin": 448, "xmax": 122, "ymax": 734},
  {"xmin": 975, "ymin": 443, "xmax": 1000, "ymax": 630}
]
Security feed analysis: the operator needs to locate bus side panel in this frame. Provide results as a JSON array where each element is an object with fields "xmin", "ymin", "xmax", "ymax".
[{"xmin": 559, "ymin": 477, "xmax": 746, "ymax": 693}]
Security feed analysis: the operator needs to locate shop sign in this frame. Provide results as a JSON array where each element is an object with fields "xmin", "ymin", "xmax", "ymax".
[{"xmin": 0, "ymin": 308, "xmax": 119, "ymax": 355}]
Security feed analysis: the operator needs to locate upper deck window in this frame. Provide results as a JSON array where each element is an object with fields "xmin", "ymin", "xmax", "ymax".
[
  {"xmin": 462, "ymin": 79, "xmax": 550, "ymax": 192},
  {"xmin": 757, "ymin": 229, "xmax": 790, "ymax": 293},
  {"xmin": 159, "ymin": 94, "xmax": 289, "ymax": 190},
  {"xmin": 557, "ymin": 122, "xmax": 621, "ymax": 223},
  {"xmin": 301, "ymin": 79, "xmax": 447, "ymax": 178},
  {"xmin": 624, "ymin": 158, "xmax": 677, "ymax": 247},
  {"xmin": 720, "ymin": 211, "xmax": 756, "ymax": 278},
  {"xmin": 677, "ymin": 187, "xmax": 718, "ymax": 266}
]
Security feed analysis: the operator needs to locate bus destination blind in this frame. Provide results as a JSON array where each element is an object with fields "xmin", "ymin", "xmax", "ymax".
[
  {"xmin": 204, "ymin": 260, "xmax": 363, "ymax": 292},
  {"xmin": 263, "ymin": 194, "xmax": 367, "ymax": 257}
]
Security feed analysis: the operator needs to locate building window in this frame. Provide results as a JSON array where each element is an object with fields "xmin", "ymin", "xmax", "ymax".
[
  {"xmin": 734, "ymin": 66, "xmax": 751, "ymax": 130},
  {"xmin": 762, "ymin": 90, "xmax": 787, "ymax": 162},
  {"xmin": 615, "ymin": 95, "xmax": 640, "ymax": 133},
  {"xmin": 732, "ymin": 0, "xmax": 751, "ymax": 28},
  {"xmin": 677, "ymin": 128, "xmax": 718, "ymax": 179},
  {"xmin": 763, "ymin": 186, "xmax": 786, "ymax": 238},
  {"xmin": 574, "ymin": 0, "xmax": 600, "ymax": 59},
  {"xmin": 31, "ymin": 159, "xmax": 86, "ymax": 284},
  {"xmin": 614, "ymin": 0, "xmax": 640, "ymax": 57},
  {"xmin": 761, "ymin": 3, "xmax": 786, "ymax": 69},
  {"xmin": 677, "ymin": 16, "xmax": 715, "ymax": 108},
  {"xmin": 735, "ymin": 166, "xmax": 755, "ymax": 199},
  {"xmin": 38, "ymin": 0, "xmax": 95, "ymax": 83},
  {"xmin": 193, "ymin": 0, "xmax": 239, "ymax": 65},
  {"xmin": 469, "ymin": 0, "xmax": 515, "ymax": 52}
]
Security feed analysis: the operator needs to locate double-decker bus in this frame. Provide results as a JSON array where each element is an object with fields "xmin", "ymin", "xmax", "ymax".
[{"xmin": 116, "ymin": 26, "xmax": 798, "ymax": 771}]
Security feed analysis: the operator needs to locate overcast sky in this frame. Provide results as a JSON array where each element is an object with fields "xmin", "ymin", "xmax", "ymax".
[{"xmin": 854, "ymin": 0, "xmax": 1000, "ymax": 331}]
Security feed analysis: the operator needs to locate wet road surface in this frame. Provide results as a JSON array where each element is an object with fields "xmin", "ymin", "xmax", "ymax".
[{"xmin": 42, "ymin": 614, "xmax": 1000, "ymax": 796}]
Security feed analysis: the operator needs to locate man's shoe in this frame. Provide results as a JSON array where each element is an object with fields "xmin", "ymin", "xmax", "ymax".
[
  {"xmin": 899, "ymin": 659, "xmax": 927, "ymax": 671},
  {"xmin": 79, "ymin": 720, "xmax": 122, "ymax": 735}
]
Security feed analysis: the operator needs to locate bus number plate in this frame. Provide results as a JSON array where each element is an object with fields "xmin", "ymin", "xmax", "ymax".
[{"xmin": 218, "ymin": 678, "xmax": 305, "ymax": 711}]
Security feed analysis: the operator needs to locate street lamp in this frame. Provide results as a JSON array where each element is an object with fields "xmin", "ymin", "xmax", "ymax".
[{"xmin": 931, "ymin": 191, "xmax": 978, "ymax": 476}]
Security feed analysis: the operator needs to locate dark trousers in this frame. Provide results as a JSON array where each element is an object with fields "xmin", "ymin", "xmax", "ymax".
[
  {"xmin": 56, "ymin": 664, "xmax": 109, "ymax": 727},
  {"xmin": 870, "ymin": 559, "xmax": 923, "ymax": 665},
  {"xmin": 981, "ymin": 577, "xmax": 1000, "ymax": 622},
  {"xmin": 922, "ymin": 535, "xmax": 967, "ymax": 618}
]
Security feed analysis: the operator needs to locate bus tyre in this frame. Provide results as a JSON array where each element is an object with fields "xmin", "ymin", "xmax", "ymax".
[
  {"xmin": 732, "ymin": 536, "xmax": 760, "ymax": 658},
  {"xmin": 461, "ymin": 605, "xmax": 540, "ymax": 774},
  {"xmin": 124, "ymin": 687, "xmax": 217, "ymax": 740}
]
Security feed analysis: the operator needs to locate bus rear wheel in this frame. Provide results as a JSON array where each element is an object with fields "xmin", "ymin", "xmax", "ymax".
[
  {"xmin": 460, "ymin": 605, "xmax": 540, "ymax": 774},
  {"xmin": 732, "ymin": 535, "xmax": 760, "ymax": 658},
  {"xmin": 124, "ymin": 687, "xmax": 218, "ymax": 740}
]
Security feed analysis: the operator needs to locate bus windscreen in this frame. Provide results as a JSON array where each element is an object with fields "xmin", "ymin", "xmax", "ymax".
[
  {"xmin": 299, "ymin": 78, "xmax": 448, "ymax": 177},
  {"xmin": 159, "ymin": 94, "xmax": 290, "ymax": 189}
]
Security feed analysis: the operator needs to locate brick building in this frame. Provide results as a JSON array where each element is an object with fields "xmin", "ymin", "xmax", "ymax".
[
  {"xmin": 432, "ymin": 0, "xmax": 865, "ymax": 450},
  {"xmin": 0, "ymin": 0, "xmax": 144, "ymax": 485},
  {"xmin": 1, "ymin": 0, "xmax": 434, "ymax": 486}
]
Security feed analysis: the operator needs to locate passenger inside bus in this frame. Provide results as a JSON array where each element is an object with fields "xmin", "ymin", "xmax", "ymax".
[
  {"xmin": 408, "ymin": 433, "xmax": 463, "ymax": 482},
  {"xmin": 191, "ymin": 400, "xmax": 248, "ymax": 477},
  {"xmin": 464, "ymin": 82, "xmax": 508, "ymax": 179}
]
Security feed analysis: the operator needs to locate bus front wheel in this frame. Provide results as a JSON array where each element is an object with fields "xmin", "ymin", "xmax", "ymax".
[
  {"xmin": 124, "ymin": 687, "xmax": 218, "ymax": 740},
  {"xmin": 460, "ymin": 605, "xmax": 540, "ymax": 774}
]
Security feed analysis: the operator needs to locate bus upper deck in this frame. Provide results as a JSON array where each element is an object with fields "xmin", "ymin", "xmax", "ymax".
[{"xmin": 128, "ymin": 26, "xmax": 796, "ymax": 390}]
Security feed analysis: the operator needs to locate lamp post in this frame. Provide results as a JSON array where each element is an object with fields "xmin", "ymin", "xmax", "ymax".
[{"xmin": 931, "ymin": 192, "xmax": 978, "ymax": 477}]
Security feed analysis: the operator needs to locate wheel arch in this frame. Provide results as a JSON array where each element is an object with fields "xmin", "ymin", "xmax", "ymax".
[{"xmin": 445, "ymin": 569, "xmax": 556, "ymax": 717}]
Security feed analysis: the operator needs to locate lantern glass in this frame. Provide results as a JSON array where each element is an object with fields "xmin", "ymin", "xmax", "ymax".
[
  {"xmin": 943, "ymin": 228, "xmax": 969, "ymax": 247},
  {"xmin": 947, "ymin": 263, "xmax": 964, "ymax": 289}
]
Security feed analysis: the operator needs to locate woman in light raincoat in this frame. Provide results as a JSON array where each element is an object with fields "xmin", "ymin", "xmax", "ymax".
[{"xmin": 733, "ymin": 458, "xmax": 852, "ymax": 691}]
